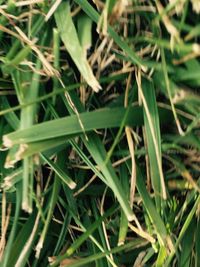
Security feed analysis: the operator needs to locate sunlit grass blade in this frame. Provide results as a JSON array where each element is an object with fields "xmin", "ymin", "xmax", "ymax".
[
  {"xmin": 3, "ymin": 106, "xmax": 143, "ymax": 147},
  {"xmin": 55, "ymin": 2, "xmax": 101, "ymax": 92},
  {"xmin": 35, "ymin": 153, "xmax": 62, "ymax": 259},
  {"xmin": 138, "ymin": 77, "xmax": 166, "ymax": 210},
  {"xmin": 12, "ymin": 58, "xmax": 41, "ymax": 212},
  {"xmin": 40, "ymin": 153, "xmax": 76, "ymax": 189}
]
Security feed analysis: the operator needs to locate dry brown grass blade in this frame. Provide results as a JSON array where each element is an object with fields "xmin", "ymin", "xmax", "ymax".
[
  {"xmin": 0, "ymin": 194, "xmax": 11, "ymax": 260},
  {"xmin": 0, "ymin": 11, "xmax": 59, "ymax": 78},
  {"xmin": 124, "ymin": 73, "xmax": 137, "ymax": 208},
  {"xmin": 155, "ymin": 0, "xmax": 181, "ymax": 49},
  {"xmin": 0, "ymin": 0, "xmax": 44, "ymax": 9}
]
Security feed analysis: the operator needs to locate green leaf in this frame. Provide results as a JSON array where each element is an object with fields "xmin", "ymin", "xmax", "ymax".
[
  {"xmin": 3, "ymin": 106, "xmax": 143, "ymax": 147},
  {"xmin": 55, "ymin": 2, "xmax": 101, "ymax": 92},
  {"xmin": 142, "ymin": 79, "xmax": 166, "ymax": 210}
]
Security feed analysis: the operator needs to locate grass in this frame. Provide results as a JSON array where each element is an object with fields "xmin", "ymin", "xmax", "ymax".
[{"xmin": 0, "ymin": 0, "xmax": 200, "ymax": 266}]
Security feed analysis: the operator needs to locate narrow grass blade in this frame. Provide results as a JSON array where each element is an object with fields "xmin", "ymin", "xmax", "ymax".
[
  {"xmin": 140, "ymin": 79, "xmax": 166, "ymax": 209},
  {"xmin": 40, "ymin": 153, "xmax": 76, "ymax": 189},
  {"xmin": 55, "ymin": 2, "xmax": 101, "ymax": 92},
  {"xmin": 3, "ymin": 106, "xmax": 143, "ymax": 147},
  {"xmin": 179, "ymin": 218, "xmax": 195, "ymax": 267},
  {"xmin": 1, "ymin": 46, "xmax": 31, "ymax": 75},
  {"xmin": 160, "ymin": 48, "xmax": 184, "ymax": 135},
  {"xmin": 61, "ymin": 92, "xmax": 135, "ymax": 221},
  {"xmin": 136, "ymin": 166, "xmax": 173, "ymax": 252},
  {"xmin": 117, "ymin": 165, "xmax": 129, "ymax": 246},
  {"xmin": 35, "ymin": 154, "xmax": 62, "ymax": 258}
]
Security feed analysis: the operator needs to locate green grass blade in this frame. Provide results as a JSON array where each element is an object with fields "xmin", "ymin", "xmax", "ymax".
[
  {"xmin": 141, "ymin": 79, "xmax": 166, "ymax": 210},
  {"xmin": 40, "ymin": 153, "xmax": 76, "ymax": 189},
  {"xmin": 55, "ymin": 2, "xmax": 101, "ymax": 92},
  {"xmin": 77, "ymin": 14, "xmax": 92, "ymax": 52},
  {"xmin": 136, "ymin": 166, "xmax": 173, "ymax": 251},
  {"xmin": 3, "ymin": 106, "xmax": 143, "ymax": 147}
]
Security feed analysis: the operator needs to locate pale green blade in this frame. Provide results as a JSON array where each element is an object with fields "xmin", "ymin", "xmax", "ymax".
[{"xmin": 55, "ymin": 2, "xmax": 101, "ymax": 92}]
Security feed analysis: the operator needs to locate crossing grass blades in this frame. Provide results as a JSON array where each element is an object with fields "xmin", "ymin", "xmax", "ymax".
[{"xmin": 0, "ymin": 0, "xmax": 200, "ymax": 266}]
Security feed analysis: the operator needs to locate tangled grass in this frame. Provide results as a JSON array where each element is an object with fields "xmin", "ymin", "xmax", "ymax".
[{"xmin": 0, "ymin": 1, "xmax": 200, "ymax": 266}]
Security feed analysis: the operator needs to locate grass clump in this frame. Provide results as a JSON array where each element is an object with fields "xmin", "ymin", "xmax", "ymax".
[{"xmin": 0, "ymin": 1, "xmax": 200, "ymax": 266}]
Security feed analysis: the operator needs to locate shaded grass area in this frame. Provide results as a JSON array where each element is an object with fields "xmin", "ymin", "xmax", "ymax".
[{"xmin": 0, "ymin": 1, "xmax": 200, "ymax": 266}]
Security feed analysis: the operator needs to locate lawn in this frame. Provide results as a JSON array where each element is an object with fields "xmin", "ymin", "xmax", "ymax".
[{"xmin": 0, "ymin": 1, "xmax": 200, "ymax": 266}]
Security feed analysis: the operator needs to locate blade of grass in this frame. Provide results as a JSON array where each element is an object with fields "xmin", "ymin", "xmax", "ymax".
[
  {"xmin": 117, "ymin": 165, "xmax": 129, "ymax": 246},
  {"xmin": 160, "ymin": 47, "xmax": 184, "ymax": 135},
  {"xmin": 179, "ymin": 218, "xmax": 195, "ymax": 267},
  {"xmin": 77, "ymin": 14, "xmax": 92, "ymax": 53},
  {"xmin": 40, "ymin": 153, "xmax": 76, "ymax": 190},
  {"xmin": 3, "ymin": 106, "xmax": 143, "ymax": 147},
  {"xmin": 35, "ymin": 153, "xmax": 62, "ymax": 259},
  {"xmin": 61, "ymin": 92, "xmax": 135, "ymax": 221},
  {"xmin": 195, "ymin": 218, "xmax": 200, "ymax": 267},
  {"xmin": 17, "ymin": 58, "xmax": 41, "ymax": 212},
  {"xmin": 136, "ymin": 73, "xmax": 166, "ymax": 208},
  {"xmin": 55, "ymin": 2, "xmax": 101, "ymax": 92},
  {"xmin": 136, "ymin": 166, "xmax": 174, "ymax": 252}
]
